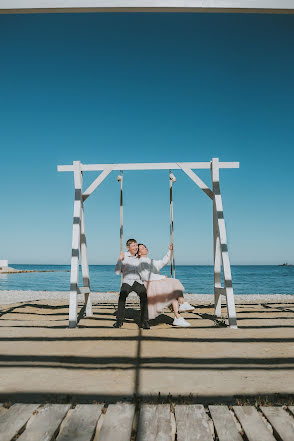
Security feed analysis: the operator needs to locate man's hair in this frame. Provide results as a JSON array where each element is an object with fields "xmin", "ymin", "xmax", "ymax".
[{"xmin": 126, "ymin": 238, "xmax": 137, "ymax": 247}]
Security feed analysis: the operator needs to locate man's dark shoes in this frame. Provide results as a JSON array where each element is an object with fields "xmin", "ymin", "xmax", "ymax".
[
  {"xmin": 140, "ymin": 321, "xmax": 150, "ymax": 329},
  {"xmin": 113, "ymin": 320, "xmax": 123, "ymax": 328}
]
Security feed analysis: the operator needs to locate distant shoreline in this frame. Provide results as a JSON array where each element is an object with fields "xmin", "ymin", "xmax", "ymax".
[
  {"xmin": 0, "ymin": 269, "xmax": 64, "ymax": 274},
  {"xmin": 0, "ymin": 267, "xmax": 70, "ymax": 274},
  {"xmin": 7, "ymin": 263, "xmax": 294, "ymax": 266}
]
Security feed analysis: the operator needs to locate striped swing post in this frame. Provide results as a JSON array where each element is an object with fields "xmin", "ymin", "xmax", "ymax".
[{"xmin": 117, "ymin": 171, "xmax": 123, "ymax": 284}]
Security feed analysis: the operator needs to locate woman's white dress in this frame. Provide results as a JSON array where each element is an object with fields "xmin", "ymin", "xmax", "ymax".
[{"xmin": 138, "ymin": 250, "xmax": 184, "ymax": 320}]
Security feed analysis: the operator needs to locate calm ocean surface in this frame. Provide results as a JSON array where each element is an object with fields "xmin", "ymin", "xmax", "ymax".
[{"xmin": 0, "ymin": 265, "xmax": 293, "ymax": 294}]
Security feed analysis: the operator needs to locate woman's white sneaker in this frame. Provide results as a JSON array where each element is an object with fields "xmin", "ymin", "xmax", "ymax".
[
  {"xmin": 178, "ymin": 302, "xmax": 194, "ymax": 313},
  {"xmin": 173, "ymin": 317, "xmax": 191, "ymax": 327}
]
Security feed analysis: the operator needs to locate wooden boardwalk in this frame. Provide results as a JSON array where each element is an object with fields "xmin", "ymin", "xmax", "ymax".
[{"xmin": 0, "ymin": 403, "xmax": 294, "ymax": 441}]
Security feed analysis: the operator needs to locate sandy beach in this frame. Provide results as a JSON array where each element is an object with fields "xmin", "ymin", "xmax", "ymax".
[
  {"xmin": 1, "ymin": 291, "xmax": 294, "ymax": 404},
  {"xmin": 0, "ymin": 290, "xmax": 294, "ymax": 305}
]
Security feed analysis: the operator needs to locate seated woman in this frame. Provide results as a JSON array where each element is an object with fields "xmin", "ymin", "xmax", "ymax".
[{"xmin": 137, "ymin": 244, "xmax": 194, "ymax": 327}]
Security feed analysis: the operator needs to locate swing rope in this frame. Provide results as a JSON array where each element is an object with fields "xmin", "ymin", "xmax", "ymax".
[
  {"xmin": 169, "ymin": 170, "xmax": 176, "ymax": 278},
  {"xmin": 117, "ymin": 171, "xmax": 123, "ymax": 284},
  {"xmin": 117, "ymin": 171, "xmax": 123, "ymax": 253}
]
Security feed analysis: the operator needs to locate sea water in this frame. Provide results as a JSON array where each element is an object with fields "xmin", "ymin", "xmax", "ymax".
[{"xmin": 0, "ymin": 264, "xmax": 293, "ymax": 294}]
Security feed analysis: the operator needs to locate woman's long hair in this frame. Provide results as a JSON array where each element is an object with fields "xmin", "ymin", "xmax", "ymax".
[{"xmin": 137, "ymin": 243, "xmax": 148, "ymax": 258}]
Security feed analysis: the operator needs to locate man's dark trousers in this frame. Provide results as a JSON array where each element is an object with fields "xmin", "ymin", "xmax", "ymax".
[{"xmin": 116, "ymin": 281, "xmax": 148, "ymax": 323}]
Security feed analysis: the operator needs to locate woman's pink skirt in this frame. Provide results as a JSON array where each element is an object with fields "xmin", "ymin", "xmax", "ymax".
[{"xmin": 145, "ymin": 278, "xmax": 184, "ymax": 320}]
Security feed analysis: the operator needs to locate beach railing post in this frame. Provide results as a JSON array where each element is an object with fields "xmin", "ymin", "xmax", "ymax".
[
  {"xmin": 69, "ymin": 160, "xmax": 82, "ymax": 328},
  {"xmin": 211, "ymin": 158, "xmax": 237, "ymax": 329},
  {"xmin": 80, "ymin": 200, "xmax": 92, "ymax": 317}
]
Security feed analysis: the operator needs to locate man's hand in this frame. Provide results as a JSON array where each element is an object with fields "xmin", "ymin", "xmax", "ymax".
[
  {"xmin": 169, "ymin": 244, "xmax": 173, "ymax": 251},
  {"xmin": 118, "ymin": 251, "xmax": 125, "ymax": 261}
]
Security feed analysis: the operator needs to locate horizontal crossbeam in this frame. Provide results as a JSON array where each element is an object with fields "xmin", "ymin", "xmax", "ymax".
[
  {"xmin": 58, "ymin": 161, "xmax": 239, "ymax": 172},
  {"xmin": 2, "ymin": 1, "xmax": 294, "ymax": 14}
]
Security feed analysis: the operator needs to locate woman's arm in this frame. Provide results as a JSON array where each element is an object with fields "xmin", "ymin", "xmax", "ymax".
[{"xmin": 151, "ymin": 249, "xmax": 171, "ymax": 271}]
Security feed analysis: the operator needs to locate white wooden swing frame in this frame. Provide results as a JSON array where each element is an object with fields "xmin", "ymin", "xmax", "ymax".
[{"xmin": 58, "ymin": 159, "xmax": 239, "ymax": 329}]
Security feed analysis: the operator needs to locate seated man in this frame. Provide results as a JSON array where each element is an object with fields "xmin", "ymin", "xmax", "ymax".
[{"xmin": 113, "ymin": 238, "xmax": 150, "ymax": 329}]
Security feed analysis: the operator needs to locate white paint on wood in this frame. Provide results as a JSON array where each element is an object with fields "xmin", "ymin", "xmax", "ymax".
[
  {"xmin": 58, "ymin": 162, "xmax": 239, "ymax": 172},
  {"xmin": 175, "ymin": 405, "xmax": 213, "ymax": 441},
  {"xmin": 82, "ymin": 168, "xmax": 112, "ymax": 201},
  {"xmin": 69, "ymin": 160, "xmax": 82, "ymax": 328},
  {"xmin": 209, "ymin": 405, "xmax": 243, "ymax": 441},
  {"xmin": 17, "ymin": 404, "xmax": 71, "ymax": 441},
  {"xmin": 0, "ymin": 403, "xmax": 39, "ymax": 441},
  {"xmin": 179, "ymin": 165, "xmax": 213, "ymax": 199},
  {"xmin": 260, "ymin": 406, "xmax": 294, "ymax": 441},
  {"xmin": 211, "ymin": 157, "xmax": 237, "ymax": 329},
  {"xmin": 98, "ymin": 403, "xmax": 135, "ymax": 441},
  {"xmin": 137, "ymin": 404, "xmax": 172, "ymax": 441},
  {"xmin": 233, "ymin": 406, "xmax": 276, "ymax": 441},
  {"xmin": 215, "ymin": 287, "xmax": 225, "ymax": 296},
  {"xmin": 213, "ymin": 202, "xmax": 222, "ymax": 317},
  {"xmin": 80, "ymin": 203, "xmax": 92, "ymax": 317},
  {"xmin": 1, "ymin": 0, "xmax": 294, "ymax": 13},
  {"xmin": 56, "ymin": 404, "xmax": 103, "ymax": 441}
]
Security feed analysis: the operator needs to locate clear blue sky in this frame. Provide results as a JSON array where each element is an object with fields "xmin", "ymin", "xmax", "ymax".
[{"xmin": 0, "ymin": 12, "xmax": 293, "ymax": 265}]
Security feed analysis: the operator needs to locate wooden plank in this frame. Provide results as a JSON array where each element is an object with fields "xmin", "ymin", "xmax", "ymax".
[
  {"xmin": 17, "ymin": 404, "xmax": 71, "ymax": 441},
  {"xmin": 175, "ymin": 405, "xmax": 213, "ymax": 441},
  {"xmin": 2, "ymin": 1, "xmax": 294, "ymax": 15},
  {"xmin": 137, "ymin": 404, "xmax": 172, "ymax": 441},
  {"xmin": 180, "ymin": 166, "xmax": 213, "ymax": 199},
  {"xmin": 82, "ymin": 168, "xmax": 112, "ymax": 201},
  {"xmin": 209, "ymin": 405, "xmax": 243, "ymax": 441},
  {"xmin": 0, "ymin": 403, "xmax": 39, "ymax": 441},
  {"xmin": 58, "ymin": 161, "xmax": 240, "ymax": 172},
  {"xmin": 80, "ymin": 203, "xmax": 92, "ymax": 317},
  {"xmin": 261, "ymin": 406, "xmax": 294, "ymax": 441},
  {"xmin": 98, "ymin": 403, "xmax": 135, "ymax": 441},
  {"xmin": 69, "ymin": 161, "xmax": 82, "ymax": 328},
  {"xmin": 211, "ymin": 157, "xmax": 237, "ymax": 329},
  {"xmin": 215, "ymin": 287, "xmax": 225, "ymax": 296},
  {"xmin": 56, "ymin": 404, "xmax": 103, "ymax": 441},
  {"xmin": 213, "ymin": 203, "xmax": 222, "ymax": 317},
  {"xmin": 233, "ymin": 406, "xmax": 276, "ymax": 441}
]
